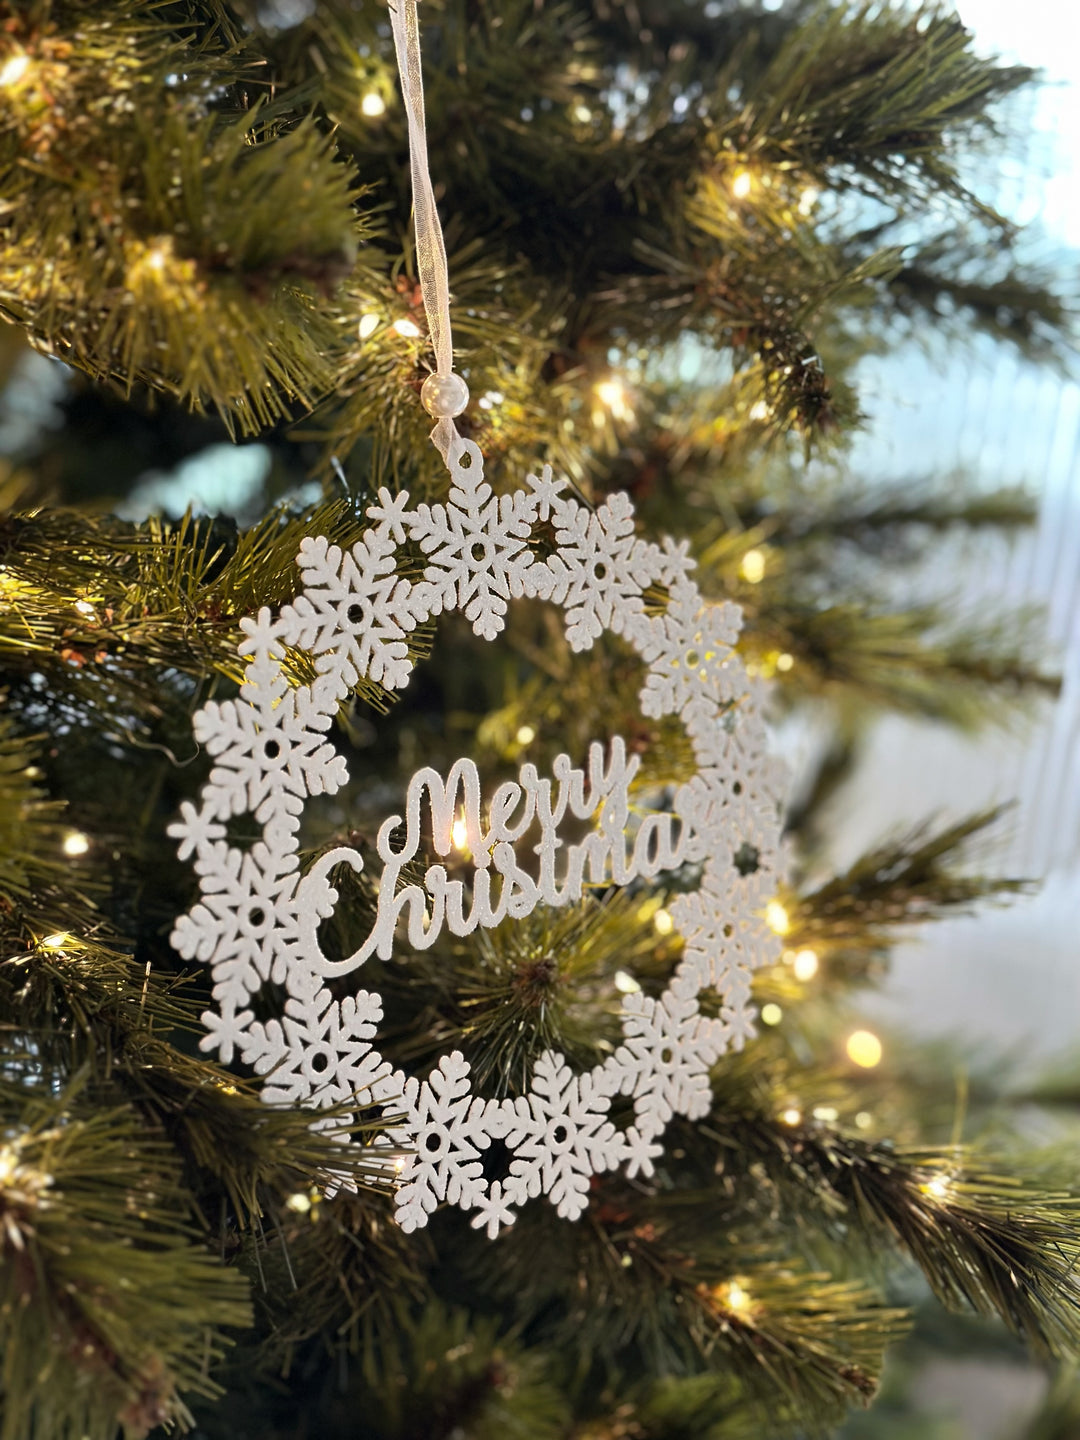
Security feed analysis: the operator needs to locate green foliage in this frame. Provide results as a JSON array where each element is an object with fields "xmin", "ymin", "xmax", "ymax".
[{"xmin": 0, "ymin": 0, "xmax": 1076, "ymax": 1437}]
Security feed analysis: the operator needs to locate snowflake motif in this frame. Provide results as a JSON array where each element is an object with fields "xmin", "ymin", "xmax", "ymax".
[
  {"xmin": 544, "ymin": 492, "xmax": 663, "ymax": 651},
  {"xmin": 392, "ymin": 1052, "xmax": 498, "ymax": 1232},
  {"xmin": 469, "ymin": 1180, "xmax": 517, "ymax": 1239},
  {"xmin": 194, "ymin": 686, "xmax": 346, "ymax": 823},
  {"xmin": 609, "ymin": 989, "xmax": 729, "ymax": 1140},
  {"xmin": 279, "ymin": 532, "xmax": 419, "ymax": 691},
  {"xmin": 173, "ymin": 440, "xmax": 787, "ymax": 1239},
  {"xmin": 240, "ymin": 988, "xmax": 393, "ymax": 1109},
  {"xmin": 171, "ymin": 843, "xmax": 303, "ymax": 996},
  {"xmin": 499, "ymin": 1052, "xmax": 625, "ymax": 1221},
  {"xmin": 198, "ymin": 996, "xmax": 254, "ymax": 1065},
  {"xmin": 634, "ymin": 581, "xmax": 744, "ymax": 719},
  {"xmin": 167, "ymin": 800, "xmax": 225, "ymax": 863},
  {"xmin": 670, "ymin": 867, "xmax": 775, "ymax": 999},
  {"xmin": 406, "ymin": 436, "xmax": 548, "ymax": 640}
]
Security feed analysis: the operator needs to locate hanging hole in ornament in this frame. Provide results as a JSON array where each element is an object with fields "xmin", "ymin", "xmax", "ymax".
[
  {"xmin": 550, "ymin": 1123, "xmax": 570, "ymax": 1146},
  {"xmin": 309, "ymin": 1048, "xmax": 332, "ymax": 1075},
  {"xmin": 659, "ymin": 1045, "xmax": 675, "ymax": 1065},
  {"xmin": 732, "ymin": 780, "xmax": 742, "ymax": 796},
  {"xmin": 592, "ymin": 560, "xmax": 609, "ymax": 582},
  {"xmin": 733, "ymin": 842, "xmax": 760, "ymax": 876},
  {"xmin": 685, "ymin": 649, "xmax": 701, "ymax": 669},
  {"xmin": 261, "ymin": 738, "xmax": 282, "ymax": 762},
  {"xmin": 469, "ymin": 539, "xmax": 491, "ymax": 565},
  {"xmin": 244, "ymin": 904, "xmax": 267, "ymax": 932},
  {"xmin": 346, "ymin": 601, "xmax": 366, "ymax": 627}
]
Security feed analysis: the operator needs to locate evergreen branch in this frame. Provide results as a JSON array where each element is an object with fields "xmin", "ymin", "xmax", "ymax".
[
  {"xmin": 0, "ymin": 1076, "xmax": 251, "ymax": 1440},
  {"xmin": 681, "ymin": 1087, "xmax": 1080, "ymax": 1359},
  {"xmin": 779, "ymin": 808, "xmax": 1031, "ymax": 984}
]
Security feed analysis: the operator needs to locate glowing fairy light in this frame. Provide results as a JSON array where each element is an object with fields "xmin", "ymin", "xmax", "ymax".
[
  {"xmin": 855, "ymin": 1111, "xmax": 873, "ymax": 1130},
  {"xmin": 572, "ymin": 103, "xmax": 592, "ymax": 123},
  {"xmin": 0, "ymin": 53, "xmax": 30, "ymax": 88},
  {"xmin": 361, "ymin": 91, "xmax": 387, "ymax": 117},
  {"xmin": 614, "ymin": 969, "xmax": 641, "ymax": 994},
  {"xmin": 146, "ymin": 245, "xmax": 168, "ymax": 273},
  {"xmin": 285, "ymin": 1191, "xmax": 312, "ymax": 1214},
  {"xmin": 740, "ymin": 548, "xmax": 766, "ymax": 584},
  {"xmin": 797, "ymin": 186, "xmax": 820, "ymax": 217},
  {"xmin": 653, "ymin": 908, "xmax": 674, "ymax": 936},
  {"xmin": 62, "ymin": 831, "xmax": 89, "ymax": 857},
  {"xmin": 748, "ymin": 400, "xmax": 770, "ymax": 421},
  {"xmin": 74, "ymin": 599, "xmax": 95, "ymax": 617},
  {"xmin": 921, "ymin": 1174, "xmax": 952, "ymax": 1201},
  {"xmin": 716, "ymin": 1279, "xmax": 753, "ymax": 1315},
  {"xmin": 478, "ymin": 390, "xmax": 505, "ymax": 410},
  {"xmin": 392, "ymin": 317, "xmax": 422, "ymax": 338},
  {"xmin": 731, "ymin": 169, "xmax": 753, "ymax": 199},
  {"xmin": 393, "ymin": 1155, "xmax": 406, "ymax": 1173},
  {"xmin": 780, "ymin": 1107, "xmax": 801, "ymax": 1126},
  {"xmin": 760, "ymin": 1003, "xmax": 782, "ymax": 1026},
  {"xmin": 812, "ymin": 1105, "xmax": 838, "ymax": 1123},
  {"xmin": 451, "ymin": 814, "xmax": 469, "ymax": 850},
  {"xmin": 792, "ymin": 948, "xmax": 819, "ymax": 981},
  {"xmin": 595, "ymin": 377, "xmax": 634, "ymax": 422},
  {"xmin": 846, "ymin": 1029, "xmax": 883, "ymax": 1068},
  {"xmin": 40, "ymin": 932, "xmax": 71, "ymax": 951},
  {"xmin": 515, "ymin": 724, "xmax": 535, "ymax": 745},
  {"xmin": 358, "ymin": 313, "xmax": 380, "ymax": 339},
  {"xmin": 764, "ymin": 900, "xmax": 789, "ymax": 936},
  {"xmin": 775, "ymin": 652, "xmax": 794, "ymax": 672}
]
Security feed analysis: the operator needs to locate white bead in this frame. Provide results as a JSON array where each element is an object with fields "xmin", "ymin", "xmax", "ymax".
[{"xmin": 420, "ymin": 371, "xmax": 470, "ymax": 418}]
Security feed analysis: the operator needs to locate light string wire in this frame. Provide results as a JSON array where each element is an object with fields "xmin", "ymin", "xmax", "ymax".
[{"xmin": 388, "ymin": 0, "xmax": 460, "ymax": 462}]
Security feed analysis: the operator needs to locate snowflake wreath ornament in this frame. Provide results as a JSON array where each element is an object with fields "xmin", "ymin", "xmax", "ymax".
[{"xmin": 170, "ymin": 434, "xmax": 787, "ymax": 1237}]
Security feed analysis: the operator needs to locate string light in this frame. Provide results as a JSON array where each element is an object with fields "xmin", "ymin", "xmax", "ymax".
[
  {"xmin": 0, "ymin": 53, "xmax": 30, "ymax": 88},
  {"xmin": 653, "ymin": 908, "xmax": 674, "ymax": 936},
  {"xmin": 764, "ymin": 900, "xmax": 789, "ymax": 936},
  {"xmin": 921, "ymin": 1174, "xmax": 952, "ymax": 1201},
  {"xmin": 361, "ymin": 91, "xmax": 387, "ymax": 117},
  {"xmin": 74, "ymin": 599, "xmax": 95, "ymax": 617},
  {"xmin": 62, "ymin": 831, "xmax": 89, "ymax": 857},
  {"xmin": 572, "ymin": 103, "xmax": 592, "ymax": 123},
  {"xmin": 780, "ymin": 1107, "xmax": 801, "ymax": 1126},
  {"xmin": 846, "ymin": 1029, "xmax": 883, "ymax": 1068},
  {"xmin": 740, "ymin": 548, "xmax": 766, "ymax": 584},
  {"xmin": 715, "ymin": 1279, "xmax": 753, "ymax": 1315},
  {"xmin": 451, "ymin": 814, "xmax": 469, "ymax": 850},
  {"xmin": 40, "ymin": 932, "xmax": 71, "ymax": 950},
  {"xmin": 614, "ymin": 969, "xmax": 641, "ymax": 994},
  {"xmin": 515, "ymin": 724, "xmax": 535, "ymax": 745},
  {"xmin": 595, "ymin": 377, "xmax": 634, "ymax": 422},
  {"xmin": 855, "ymin": 1111, "xmax": 873, "ymax": 1130},
  {"xmin": 358, "ymin": 313, "xmax": 380, "ymax": 339},
  {"xmin": 731, "ymin": 169, "xmax": 753, "ymax": 199},
  {"xmin": 393, "ymin": 1155, "xmax": 406, "ymax": 1173},
  {"xmin": 478, "ymin": 390, "xmax": 505, "ymax": 410},
  {"xmin": 797, "ymin": 186, "xmax": 820, "ymax": 217},
  {"xmin": 775, "ymin": 652, "xmax": 794, "ymax": 672},
  {"xmin": 748, "ymin": 400, "xmax": 770, "ymax": 421},
  {"xmin": 812, "ymin": 1105, "xmax": 838, "ymax": 1122},
  {"xmin": 285, "ymin": 1191, "xmax": 312, "ymax": 1213},
  {"xmin": 392, "ymin": 317, "xmax": 422, "ymax": 338},
  {"xmin": 760, "ymin": 1003, "xmax": 782, "ymax": 1026},
  {"xmin": 792, "ymin": 948, "xmax": 819, "ymax": 981}
]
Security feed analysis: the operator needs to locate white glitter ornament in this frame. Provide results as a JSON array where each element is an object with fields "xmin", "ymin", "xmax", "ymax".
[
  {"xmin": 170, "ymin": 0, "xmax": 787, "ymax": 1237},
  {"xmin": 170, "ymin": 432, "xmax": 787, "ymax": 1236}
]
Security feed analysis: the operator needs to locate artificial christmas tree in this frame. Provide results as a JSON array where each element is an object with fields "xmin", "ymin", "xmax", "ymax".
[{"xmin": 0, "ymin": 2, "xmax": 1077, "ymax": 1438}]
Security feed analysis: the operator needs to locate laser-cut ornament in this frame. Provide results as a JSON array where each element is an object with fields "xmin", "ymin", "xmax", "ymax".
[{"xmin": 170, "ymin": 435, "xmax": 786, "ymax": 1236}]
